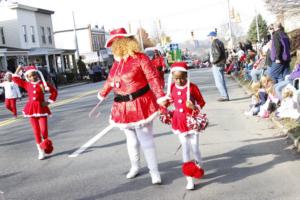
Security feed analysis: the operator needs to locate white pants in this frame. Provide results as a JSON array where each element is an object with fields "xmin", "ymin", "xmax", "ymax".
[
  {"xmin": 124, "ymin": 122, "xmax": 159, "ymax": 173},
  {"xmin": 178, "ymin": 134, "xmax": 202, "ymax": 165}
]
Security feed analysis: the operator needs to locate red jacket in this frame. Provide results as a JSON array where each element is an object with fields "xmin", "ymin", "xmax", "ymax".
[
  {"xmin": 12, "ymin": 75, "xmax": 57, "ymax": 117},
  {"xmin": 170, "ymin": 82, "xmax": 205, "ymax": 134},
  {"xmin": 98, "ymin": 53, "xmax": 165, "ymax": 128}
]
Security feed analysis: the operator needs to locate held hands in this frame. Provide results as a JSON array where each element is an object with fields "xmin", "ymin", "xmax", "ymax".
[
  {"xmin": 186, "ymin": 100, "xmax": 196, "ymax": 110},
  {"xmin": 42, "ymin": 101, "xmax": 50, "ymax": 107}
]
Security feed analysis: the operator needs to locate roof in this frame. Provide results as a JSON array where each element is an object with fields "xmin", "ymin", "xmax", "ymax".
[
  {"xmin": 264, "ymin": 0, "xmax": 300, "ymax": 16},
  {"xmin": 7, "ymin": 2, "xmax": 54, "ymax": 15},
  {"xmin": 0, "ymin": 45, "xmax": 28, "ymax": 51}
]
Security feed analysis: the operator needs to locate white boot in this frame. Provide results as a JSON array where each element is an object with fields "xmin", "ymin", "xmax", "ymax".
[
  {"xmin": 143, "ymin": 148, "xmax": 162, "ymax": 184},
  {"xmin": 186, "ymin": 177, "xmax": 194, "ymax": 190},
  {"xmin": 36, "ymin": 144, "xmax": 45, "ymax": 160},
  {"xmin": 126, "ymin": 165, "xmax": 139, "ymax": 179},
  {"xmin": 126, "ymin": 140, "xmax": 140, "ymax": 179},
  {"xmin": 150, "ymin": 171, "xmax": 162, "ymax": 185}
]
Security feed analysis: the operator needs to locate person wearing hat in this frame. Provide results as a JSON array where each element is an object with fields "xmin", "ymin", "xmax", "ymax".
[
  {"xmin": 163, "ymin": 62, "xmax": 206, "ymax": 190},
  {"xmin": 13, "ymin": 65, "xmax": 57, "ymax": 160},
  {"xmin": 208, "ymin": 31, "xmax": 230, "ymax": 101},
  {"xmin": 97, "ymin": 28, "xmax": 167, "ymax": 184}
]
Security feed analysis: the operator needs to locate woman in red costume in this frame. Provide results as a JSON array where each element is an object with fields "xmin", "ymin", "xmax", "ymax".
[{"xmin": 97, "ymin": 28, "xmax": 167, "ymax": 184}]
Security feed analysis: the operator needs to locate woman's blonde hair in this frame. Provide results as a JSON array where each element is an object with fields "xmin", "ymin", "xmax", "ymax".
[{"xmin": 111, "ymin": 37, "xmax": 141, "ymax": 58}]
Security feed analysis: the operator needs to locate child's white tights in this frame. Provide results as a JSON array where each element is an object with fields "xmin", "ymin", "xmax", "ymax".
[{"xmin": 178, "ymin": 133, "xmax": 202, "ymax": 165}]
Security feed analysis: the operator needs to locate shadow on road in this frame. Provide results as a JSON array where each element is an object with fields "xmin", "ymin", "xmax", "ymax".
[
  {"xmin": 195, "ymin": 137, "xmax": 300, "ymax": 189},
  {"xmin": 77, "ymin": 137, "xmax": 300, "ymax": 199},
  {"xmin": 76, "ymin": 160, "xmax": 182, "ymax": 200}
]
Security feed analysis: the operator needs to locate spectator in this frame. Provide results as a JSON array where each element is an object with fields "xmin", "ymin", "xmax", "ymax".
[
  {"xmin": 77, "ymin": 56, "xmax": 88, "ymax": 80},
  {"xmin": 274, "ymin": 50, "xmax": 300, "ymax": 100},
  {"xmin": 268, "ymin": 22, "xmax": 291, "ymax": 83},
  {"xmin": 208, "ymin": 31, "xmax": 230, "ymax": 101}
]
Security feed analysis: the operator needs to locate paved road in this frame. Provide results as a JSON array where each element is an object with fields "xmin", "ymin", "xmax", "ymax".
[{"xmin": 0, "ymin": 68, "xmax": 300, "ymax": 200}]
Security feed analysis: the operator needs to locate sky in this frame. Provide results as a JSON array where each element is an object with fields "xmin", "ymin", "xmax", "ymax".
[{"xmin": 10, "ymin": 0, "xmax": 276, "ymax": 43}]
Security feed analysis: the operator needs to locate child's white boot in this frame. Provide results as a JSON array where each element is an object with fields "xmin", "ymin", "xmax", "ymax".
[
  {"xmin": 36, "ymin": 144, "xmax": 45, "ymax": 160},
  {"xmin": 186, "ymin": 176, "xmax": 194, "ymax": 190}
]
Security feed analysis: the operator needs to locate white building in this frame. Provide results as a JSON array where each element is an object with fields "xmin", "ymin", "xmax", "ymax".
[
  {"xmin": 0, "ymin": 2, "xmax": 76, "ymax": 73},
  {"xmin": 54, "ymin": 25, "xmax": 112, "ymax": 66}
]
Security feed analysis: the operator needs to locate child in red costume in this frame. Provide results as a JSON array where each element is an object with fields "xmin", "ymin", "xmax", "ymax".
[
  {"xmin": 0, "ymin": 72, "xmax": 21, "ymax": 117},
  {"xmin": 164, "ymin": 62, "xmax": 206, "ymax": 190},
  {"xmin": 13, "ymin": 65, "xmax": 57, "ymax": 160}
]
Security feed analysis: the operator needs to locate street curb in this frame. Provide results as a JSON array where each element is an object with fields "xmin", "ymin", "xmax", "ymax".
[
  {"xmin": 270, "ymin": 118, "xmax": 300, "ymax": 152},
  {"xmin": 231, "ymin": 74, "xmax": 300, "ymax": 152}
]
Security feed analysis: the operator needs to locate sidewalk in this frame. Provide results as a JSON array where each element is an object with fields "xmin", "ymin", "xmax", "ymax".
[{"xmin": 231, "ymin": 74, "xmax": 300, "ymax": 152}]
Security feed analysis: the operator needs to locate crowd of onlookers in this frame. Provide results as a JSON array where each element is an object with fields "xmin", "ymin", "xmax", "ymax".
[{"xmin": 225, "ymin": 22, "xmax": 300, "ymax": 121}]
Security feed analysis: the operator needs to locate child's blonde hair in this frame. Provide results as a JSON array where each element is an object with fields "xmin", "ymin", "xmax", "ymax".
[
  {"xmin": 260, "ymin": 75, "xmax": 273, "ymax": 89},
  {"xmin": 282, "ymin": 86, "xmax": 294, "ymax": 99},
  {"xmin": 250, "ymin": 82, "xmax": 261, "ymax": 93},
  {"xmin": 250, "ymin": 81, "xmax": 261, "ymax": 100}
]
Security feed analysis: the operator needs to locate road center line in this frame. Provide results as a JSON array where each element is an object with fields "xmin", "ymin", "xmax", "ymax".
[
  {"xmin": 68, "ymin": 124, "xmax": 114, "ymax": 158},
  {"xmin": 0, "ymin": 89, "xmax": 97, "ymax": 127}
]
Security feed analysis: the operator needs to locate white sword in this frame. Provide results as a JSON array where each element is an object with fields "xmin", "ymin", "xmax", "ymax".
[{"xmin": 69, "ymin": 124, "xmax": 114, "ymax": 158}]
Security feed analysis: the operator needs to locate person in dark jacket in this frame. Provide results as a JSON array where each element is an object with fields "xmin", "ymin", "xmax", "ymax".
[
  {"xmin": 208, "ymin": 31, "xmax": 229, "ymax": 101},
  {"xmin": 268, "ymin": 22, "xmax": 291, "ymax": 83}
]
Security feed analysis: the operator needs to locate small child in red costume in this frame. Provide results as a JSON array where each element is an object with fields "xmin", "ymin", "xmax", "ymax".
[
  {"xmin": 163, "ymin": 62, "xmax": 206, "ymax": 190},
  {"xmin": 0, "ymin": 72, "xmax": 21, "ymax": 117},
  {"xmin": 13, "ymin": 65, "xmax": 57, "ymax": 160}
]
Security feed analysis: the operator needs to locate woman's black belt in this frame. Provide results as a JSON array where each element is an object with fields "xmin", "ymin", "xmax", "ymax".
[{"xmin": 114, "ymin": 85, "xmax": 150, "ymax": 102}]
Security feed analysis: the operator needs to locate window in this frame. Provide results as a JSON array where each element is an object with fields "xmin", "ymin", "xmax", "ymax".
[
  {"xmin": 41, "ymin": 26, "xmax": 46, "ymax": 44},
  {"xmin": 47, "ymin": 27, "xmax": 52, "ymax": 44},
  {"xmin": 30, "ymin": 26, "xmax": 35, "ymax": 43},
  {"xmin": 22, "ymin": 25, "xmax": 27, "ymax": 43},
  {"xmin": 0, "ymin": 27, "xmax": 5, "ymax": 44}
]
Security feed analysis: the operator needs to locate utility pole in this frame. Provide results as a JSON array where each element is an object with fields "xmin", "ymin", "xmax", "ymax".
[
  {"xmin": 72, "ymin": 11, "xmax": 80, "ymax": 59},
  {"xmin": 138, "ymin": 20, "xmax": 144, "ymax": 51},
  {"xmin": 227, "ymin": 0, "xmax": 234, "ymax": 48}
]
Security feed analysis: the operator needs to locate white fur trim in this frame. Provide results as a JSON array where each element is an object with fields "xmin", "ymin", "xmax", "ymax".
[
  {"xmin": 12, "ymin": 74, "xmax": 21, "ymax": 78},
  {"xmin": 24, "ymin": 69, "xmax": 37, "ymax": 76},
  {"xmin": 171, "ymin": 67, "xmax": 187, "ymax": 72},
  {"xmin": 22, "ymin": 111, "xmax": 50, "ymax": 117},
  {"xmin": 97, "ymin": 93, "xmax": 105, "ymax": 101},
  {"xmin": 175, "ymin": 84, "xmax": 188, "ymax": 89},
  {"xmin": 47, "ymin": 99, "xmax": 55, "ymax": 104},
  {"xmin": 157, "ymin": 96, "xmax": 171, "ymax": 104},
  {"xmin": 109, "ymin": 111, "xmax": 158, "ymax": 129}
]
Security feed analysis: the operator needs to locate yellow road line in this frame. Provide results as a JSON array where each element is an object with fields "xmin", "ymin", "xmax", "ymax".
[{"xmin": 0, "ymin": 89, "xmax": 98, "ymax": 127}]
